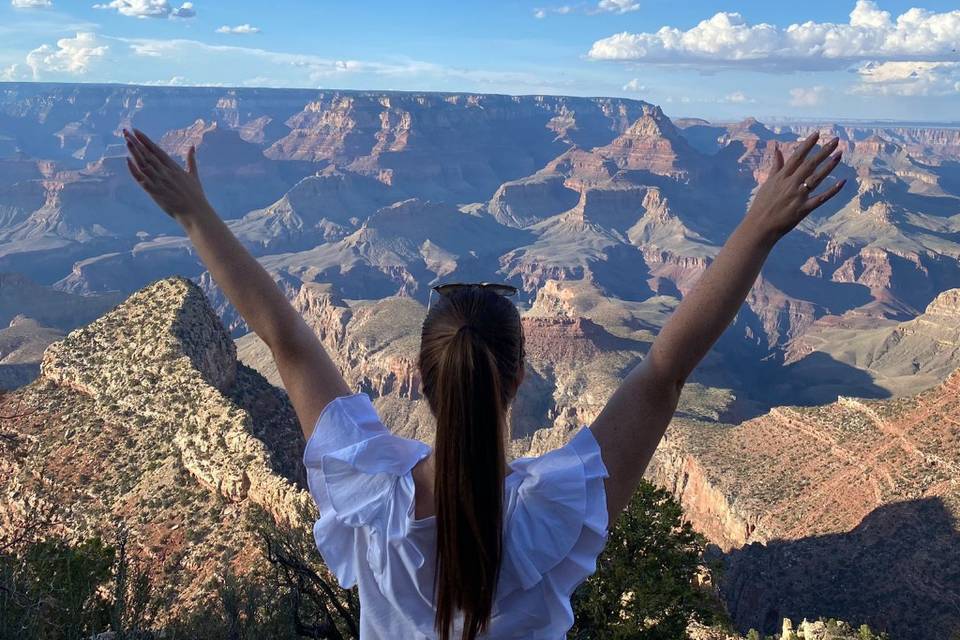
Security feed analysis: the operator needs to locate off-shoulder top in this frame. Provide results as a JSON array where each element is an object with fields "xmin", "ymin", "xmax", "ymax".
[{"xmin": 303, "ymin": 392, "xmax": 609, "ymax": 639}]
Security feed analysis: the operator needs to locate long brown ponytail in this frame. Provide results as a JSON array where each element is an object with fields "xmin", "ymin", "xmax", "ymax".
[{"xmin": 418, "ymin": 286, "xmax": 525, "ymax": 640}]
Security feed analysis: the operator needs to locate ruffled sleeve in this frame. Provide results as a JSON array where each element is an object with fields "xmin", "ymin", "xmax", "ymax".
[
  {"xmin": 500, "ymin": 425, "xmax": 610, "ymax": 596},
  {"xmin": 302, "ymin": 392, "xmax": 430, "ymax": 588}
]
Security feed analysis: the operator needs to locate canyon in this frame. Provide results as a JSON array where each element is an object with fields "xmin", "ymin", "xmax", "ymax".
[{"xmin": 2, "ymin": 83, "xmax": 960, "ymax": 637}]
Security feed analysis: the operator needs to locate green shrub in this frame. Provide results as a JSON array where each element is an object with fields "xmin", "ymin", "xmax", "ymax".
[
  {"xmin": 570, "ymin": 480, "xmax": 724, "ymax": 639},
  {"xmin": 0, "ymin": 537, "xmax": 114, "ymax": 640}
]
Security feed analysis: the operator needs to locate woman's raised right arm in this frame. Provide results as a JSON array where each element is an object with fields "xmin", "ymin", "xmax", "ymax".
[
  {"xmin": 590, "ymin": 131, "xmax": 846, "ymax": 520},
  {"xmin": 124, "ymin": 129, "xmax": 351, "ymax": 439}
]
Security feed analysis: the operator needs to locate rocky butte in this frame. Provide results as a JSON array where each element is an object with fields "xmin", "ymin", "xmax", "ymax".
[{"xmin": 0, "ymin": 277, "xmax": 314, "ymax": 617}]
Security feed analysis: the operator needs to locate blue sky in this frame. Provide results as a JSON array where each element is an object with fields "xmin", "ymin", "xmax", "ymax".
[{"xmin": 2, "ymin": 0, "xmax": 959, "ymax": 121}]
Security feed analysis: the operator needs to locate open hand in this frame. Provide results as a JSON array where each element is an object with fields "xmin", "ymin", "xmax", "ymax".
[
  {"xmin": 124, "ymin": 128, "xmax": 210, "ymax": 222},
  {"xmin": 745, "ymin": 132, "xmax": 847, "ymax": 240}
]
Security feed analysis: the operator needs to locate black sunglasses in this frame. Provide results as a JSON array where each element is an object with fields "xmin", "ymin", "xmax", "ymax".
[
  {"xmin": 427, "ymin": 281, "xmax": 518, "ymax": 311},
  {"xmin": 432, "ymin": 282, "xmax": 518, "ymax": 297}
]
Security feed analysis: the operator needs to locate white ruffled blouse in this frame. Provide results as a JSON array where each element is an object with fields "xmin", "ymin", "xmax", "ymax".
[{"xmin": 303, "ymin": 392, "xmax": 610, "ymax": 639}]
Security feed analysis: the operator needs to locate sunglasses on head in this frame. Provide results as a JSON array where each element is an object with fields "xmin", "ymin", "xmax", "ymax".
[{"xmin": 427, "ymin": 281, "xmax": 519, "ymax": 311}]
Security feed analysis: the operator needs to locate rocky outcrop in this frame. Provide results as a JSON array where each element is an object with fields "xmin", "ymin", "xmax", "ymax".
[
  {"xmin": 242, "ymin": 197, "xmax": 528, "ymax": 305},
  {"xmin": 236, "ymin": 283, "xmax": 433, "ymax": 440},
  {"xmin": 486, "ymin": 174, "xmax": 580, "ymax": 228},
  {"xmin": 650, "ymin": 370, "xmax": 960, "ymax": 639},
  {"xmin": 647, "ymin": 440, "xmax": 761, "ymax": 550},
  {"xmin": 261, "ymin": 92, "xmax": 651, "ymax": 201},
  {"xmin": 543, "ymin": 104, "xmax": 705, "ymax": 188},
  {"xmin": 228, "ymin": 170, "xmax": 391, "ymax": 254},
  {"xmin": 2, "ymin": 277, "xmax": 313, "ymax": 614},
  {"xmin": 640, "ymin": 246, "xmax": 712, "ymax": 296},
  {"xmin": 40, "ymin": 278, "xmax": 309, "ymax": 520},
  {"xmin": 786, "ymin": 287, "xmax": 960, "ymax": 397}
]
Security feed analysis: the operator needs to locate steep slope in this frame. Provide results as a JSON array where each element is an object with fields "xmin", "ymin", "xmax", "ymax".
[
  {"xmin": 263, "ymin": 92, "xmax": 651, "ymax": 201},
  {"xmin": 544, "ymin": 104, "xmax": 706, "ymax": 188},
  {"xmin": 235, "ymin": 278, "xmax": 733, "ymax": 449},
  {"xmin": 0, "ymin": 315, "xmax": 63, "ymax": 390},
  {"xmin": 254, "ymin": 198, "xmax": 529, "ymax": 301},
  {"xmin": 227, "ymin": 169, "xmax": 392, "ymax": 254},
  {"xmin": 787, "ymin": 288, "xmax": 960, "ymax": 396},
  {"xmin": 159, "ymin": 119, "xmax": 309, "ymax": 219},
  {"xmin": 0, "ymin": 85, "xmax": 654, "ymax": 287},
  {"xmin": 0, "ymin": 277, "xmax": 313, "ymax": 617},
  {"xmin": 485, "ymin": 173, "xmax": 580, "ymax": 229},
  {"xmin": 648, "ymin": 371, "xmax": 960, "ymax": 639},
  {"xmin": 498, "ymin": 203, "xmax": 652, "ymax": 299}
]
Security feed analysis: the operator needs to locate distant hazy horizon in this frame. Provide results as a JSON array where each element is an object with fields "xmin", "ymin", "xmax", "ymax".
[
  {"xmin": 1, "ymin": 0, "xmax": 958, "ymax": 122},
  {"xmin": 3, "ymin": 79, "xmax": 960, "ymax": 128}
]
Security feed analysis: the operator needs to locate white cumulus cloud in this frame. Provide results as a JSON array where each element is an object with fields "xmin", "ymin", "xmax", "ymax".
[
  {"xmin": 723, "ymin": 91, "xmax": 754, "ymax": 103},
  {"xmin": 1, "ymin": 64, "xmax": 28, "ymax": 80},
  {"xmin": 597, "ymin": 0, "xmax": 639, "ymax": 13},
  {"xmin": 789, "ymin": 86, "xmax": 827, "ymax": 107},
  {"xmin": 621, "ymin": 78, "xmax": 646, "ymax": 92},
  {"xmin": 535, "ymin": 1, "xmax": 638, "ymax": 18},
  {"xmin": 11, "ymin": 0, "xmax": 53, "ymax": 7},
  {"xmin": 533, "ymin": 5, "xmax": 573, "ymax": 19},
  {"xmin": 26, "ymin": 31, "xmax": 108, "ymax": 77},
  {"xmin": 588, "ymin": 1, "xmax": 960, "ymax": 70},
  {"xmin": 93, "ymin": 0, "xmax": 195, "ymax": 19},
  {"xmin": 855, "ymin": 61, "xmax": 960, "ymax": 96},
  {"xmin": 216, "ymin": 24, "xmax": 261, "ymax": 34}
]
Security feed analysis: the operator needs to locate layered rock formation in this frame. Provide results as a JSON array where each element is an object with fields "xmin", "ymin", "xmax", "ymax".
[
  {"xmin": 2, "ymin": 83, "xmax": 958, "ymax": 367},
  {"xmin": 0, "ymin": 277, "xmax": 313, "ymax": 615},
  {"xmin": 787, "ymin": 288, "xmax": 960, "ymax": 396},
  {"xmin": 262, "ymin": 92, "xmax": 651, "ymax": 200},
  {"xmin": 3, "ymin": 83, "xmax": 960, "ymax": 637},
  {"xmin": 545, "ymin": 104, "xmax": 705, "ymax": 187},
  {"xmin": 3, "ymin": 268, "xmax": 957, "ymax": 637},
  {"xmin": 231, "ymin": 274, "xmax": 959, "ymax": 638},
  {"xmin": 648, "ymin": 370, "xmax": 960, "ymax": 639}
]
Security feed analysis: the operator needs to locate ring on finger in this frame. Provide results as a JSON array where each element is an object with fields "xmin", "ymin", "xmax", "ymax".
[{"xmin": 800, "ymin": 181, "xmax": 811, "ymax": 192}]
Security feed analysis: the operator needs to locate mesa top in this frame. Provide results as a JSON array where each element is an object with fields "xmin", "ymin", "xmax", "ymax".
[{"xmin": 303, "ymin": 392, "xmax": 610, "ymax": 640}]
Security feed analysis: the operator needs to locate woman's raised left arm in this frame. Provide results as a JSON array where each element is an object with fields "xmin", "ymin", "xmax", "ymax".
[
  {"xmin": 124, "ymin": 129, "xmax": 350, "ymax": 438},
  {"xmin": 590, "ymin": 132, "xmax": 847, "ymax": 519}
]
